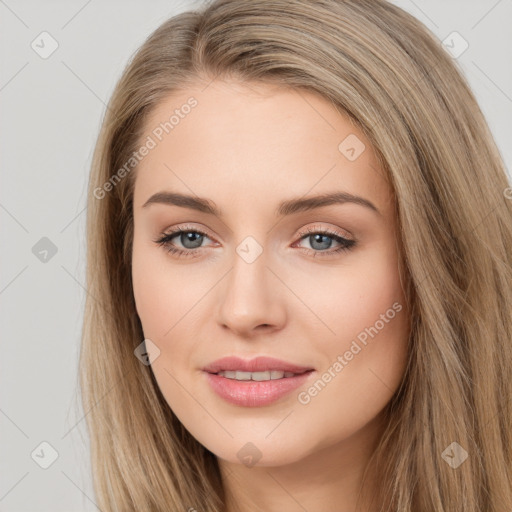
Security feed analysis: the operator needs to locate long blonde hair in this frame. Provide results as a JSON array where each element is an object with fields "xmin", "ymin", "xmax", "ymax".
[{"xmin": 79, "ymin": 0, "xmax": 512, "ymax": 509}]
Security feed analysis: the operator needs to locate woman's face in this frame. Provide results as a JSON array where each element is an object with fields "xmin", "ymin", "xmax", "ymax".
[{"xmin": 131, "ymin": 79, "xmax": 410, "ymax": 467}]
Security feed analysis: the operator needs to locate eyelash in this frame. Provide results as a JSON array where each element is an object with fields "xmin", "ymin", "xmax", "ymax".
[{"xmin": 153, "ymin": 224, "xmax": 356, "ymax": 259}]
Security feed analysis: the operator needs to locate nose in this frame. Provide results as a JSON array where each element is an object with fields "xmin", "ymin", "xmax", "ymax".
[{"xmin": 216, "ymin": 246, "xmax": 287, "ymax": 337}]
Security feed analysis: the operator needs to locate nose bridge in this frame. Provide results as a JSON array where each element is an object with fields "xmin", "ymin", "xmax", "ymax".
[{"xmin": 216, "ymin": 235, "xmax": 285, "ymax": 334}]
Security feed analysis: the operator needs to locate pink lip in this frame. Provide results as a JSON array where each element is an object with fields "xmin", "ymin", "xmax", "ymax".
[
  {"xmin": 202, "ymin": 356, "xmax": 315, "ymax": 407},
  {"xmin": 202, "ymin": 356, "xmax": 314, "ymax": 374},
  {"xmin": 204, "ymin": 371, "xmax": 314, "ymax": 407}
]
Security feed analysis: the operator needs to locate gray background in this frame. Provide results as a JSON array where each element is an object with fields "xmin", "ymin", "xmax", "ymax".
[{"xmin": 1, "ymin": 0, "xmax": 511, "ymax": 510}]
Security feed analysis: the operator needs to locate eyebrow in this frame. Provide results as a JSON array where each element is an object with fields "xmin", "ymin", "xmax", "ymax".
[{"xmin": 142, "ymin": 190, "xmax": 380, "ymax": 217}]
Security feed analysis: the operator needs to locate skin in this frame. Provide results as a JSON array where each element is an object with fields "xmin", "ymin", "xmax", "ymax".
[{"xmin": 131, "ymin": 78, "xmax": 411, "ymax": 511}]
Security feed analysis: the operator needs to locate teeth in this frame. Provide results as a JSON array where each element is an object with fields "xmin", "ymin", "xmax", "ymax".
[{"xmin": 217, "ymin": 370, "xmax": 299, "ymax": 381}]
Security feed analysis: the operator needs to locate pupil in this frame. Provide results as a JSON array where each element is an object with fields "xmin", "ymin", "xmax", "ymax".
[
  {"xmin": 182, "ymin": 232, "xmax": 203, "ymax": 249},
  {"xmin": 311, "ymin": 234, "xmax": 332, "ymax": 250}
]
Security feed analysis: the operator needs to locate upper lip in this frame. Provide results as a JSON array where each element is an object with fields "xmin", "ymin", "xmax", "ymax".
[{"xmin": 202, "ymin": 356, "xmax": 314, "ymax": 374}]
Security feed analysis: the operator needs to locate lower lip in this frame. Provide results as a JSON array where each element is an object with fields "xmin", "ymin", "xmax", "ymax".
[{"xmin": 203, "ymin": 371, "xmax": 314, "ymax": 407}]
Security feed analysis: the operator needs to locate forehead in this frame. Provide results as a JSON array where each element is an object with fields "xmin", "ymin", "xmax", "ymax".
[{"xmin": 132, "ymin": 79, "xmax": 392, "ymax": 215}]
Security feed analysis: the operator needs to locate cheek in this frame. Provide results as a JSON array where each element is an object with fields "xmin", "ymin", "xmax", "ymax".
[
  {"xmin": 131, "ymin": 237, "xmax": 213, "ymax": 390},
  {"xmin": 131, "ymin": 238, "xmax": 201, "ymax": 339},
  {"xmin": 292, "ymin": 241, "xmax": 407, "ymax": 346},
  {"xmin": 293, "ymin": 247, "xmax": 409, "ymax": 438}
]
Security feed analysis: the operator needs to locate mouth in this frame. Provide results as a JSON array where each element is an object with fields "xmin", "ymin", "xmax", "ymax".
[
  {"xmin": 212, "ymin": 369, "xmax": 313, "ymax": 381},
  {"xmin": 201, "ymin": 356, "xmax": 315, "ymax": 407}
]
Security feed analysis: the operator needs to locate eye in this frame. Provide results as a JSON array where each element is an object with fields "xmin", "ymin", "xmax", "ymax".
[
  {"xmin": 153, "ymin": 223, "xmax": 357, "ymax": 259},
  {"xmin": 153, "ymin": 224, "xmax": 215, "ymax": 259},
  {"xmin": 293, "ymin": 225, "xmax": 356, "ymax": 257}
]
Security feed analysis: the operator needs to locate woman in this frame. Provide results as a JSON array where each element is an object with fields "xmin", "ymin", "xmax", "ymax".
[{"xmin": 80, "ymin": 0, "xmax": 512, "ymax": 510}]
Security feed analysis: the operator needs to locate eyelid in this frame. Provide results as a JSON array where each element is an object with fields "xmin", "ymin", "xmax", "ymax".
[
  {"xmin": 295, "ymin": 223, "xmax": 354, "ymax": 241},
  {"xmin": 160, "ymin": 222, "xmax": 353, "ymax": 244},
  {"xmin": 162, "ymin": 223, "xmax": 217, "ymax": 241}
]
